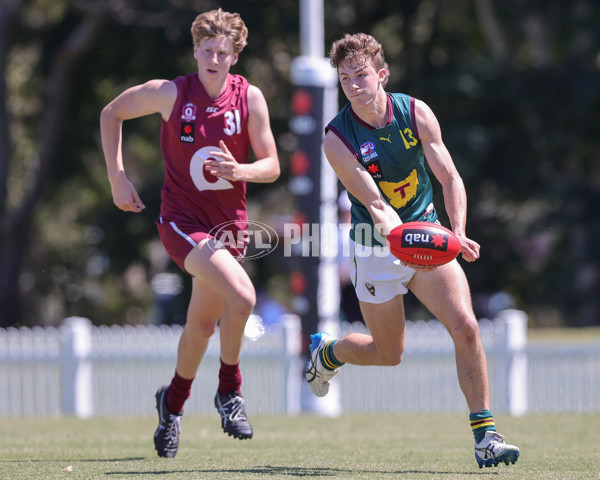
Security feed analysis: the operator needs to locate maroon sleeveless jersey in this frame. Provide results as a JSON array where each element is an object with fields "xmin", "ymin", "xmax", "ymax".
[{"xmin": 159, "ymin": 73, "xmax": 250, "ymax": 232}]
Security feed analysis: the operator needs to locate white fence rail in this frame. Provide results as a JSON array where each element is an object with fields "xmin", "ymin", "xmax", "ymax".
[{"xmin": 1, "ymin": 310, "xmax": 599, "ymax": 417}]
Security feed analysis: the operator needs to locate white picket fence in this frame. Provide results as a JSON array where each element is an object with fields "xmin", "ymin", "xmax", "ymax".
[{"xmin": 1, "ymin": 310, "xmax": 599, "ymax": 418}]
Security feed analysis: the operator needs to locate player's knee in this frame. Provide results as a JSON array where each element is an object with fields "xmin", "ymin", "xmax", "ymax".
[
  {"xmin": 229, "ymin": 288, "xmax": 256, "ymax": 318},
  {"xmin": 381, "ymin": 354, "xmax": 403, "ymax": 366},
  {"xmin": 378, "ymin": 347, "xmax": 404, "ymax": 366},
  {"xmin": 185, "ymin": 321, "xmax": 218, "ymax": 340},
  {"xmin": 449, "ymin": 316, "xmax": 480, "ymax": 346}
]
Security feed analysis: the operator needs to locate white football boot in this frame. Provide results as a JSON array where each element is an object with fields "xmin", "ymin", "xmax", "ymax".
[
  {"xmin": 305, "ymin": 332, "xmax": 339, "ymax": 397},
  {"xmin": 475, "ymin": 431, "xmax": 520, "ymax": 468}
]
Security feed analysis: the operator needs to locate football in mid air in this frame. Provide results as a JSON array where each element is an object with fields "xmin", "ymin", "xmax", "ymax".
[{"xmin": 387, "ymin": 222, "xmax": 461, "ymax": 267}]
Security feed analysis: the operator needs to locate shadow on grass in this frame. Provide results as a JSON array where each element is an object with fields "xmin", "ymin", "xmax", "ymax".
[
  {"xmin": 0, "ymin": 457, "xmax": 147, "ymax": 463},
  {"xmin": 104, "ymin": 465, "xmax": 498, "ymax": 476}
]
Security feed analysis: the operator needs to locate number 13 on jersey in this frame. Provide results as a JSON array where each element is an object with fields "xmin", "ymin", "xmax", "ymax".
[{"xmin": 399, "ymin": 128, "xmax": 418, "ymax": 150}]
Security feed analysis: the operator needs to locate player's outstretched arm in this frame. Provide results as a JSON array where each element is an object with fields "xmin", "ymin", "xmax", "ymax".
[
  {"xmin": 100, "ymin": 80, "xmax": 176, "ymax": 212},
  {"xmin": 414, "ymin": 99, "xmax": 480, "ymax": 261}
]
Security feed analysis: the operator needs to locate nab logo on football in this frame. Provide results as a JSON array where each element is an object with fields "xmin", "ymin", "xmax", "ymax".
[
  {"xmin": 208, "ymin": 220, "xmax": 279, "ymax": 259},
  {"xmin": 401, "ymin": 229, "xmax": 448, "ymax": 251},
  {"xmin": 387, "ymin": 222, "xmax": 461, "ymax": 267}
]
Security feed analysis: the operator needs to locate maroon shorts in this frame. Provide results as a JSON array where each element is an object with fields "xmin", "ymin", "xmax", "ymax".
[{"xmin": 156, "ymin": 217, "xmax": 245, "ymax": 273}]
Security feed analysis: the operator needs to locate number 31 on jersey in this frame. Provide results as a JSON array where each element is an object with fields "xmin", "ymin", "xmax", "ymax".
[{"xmin": 224, "ymin": 110, "xmax": 241, "ymax": 136}]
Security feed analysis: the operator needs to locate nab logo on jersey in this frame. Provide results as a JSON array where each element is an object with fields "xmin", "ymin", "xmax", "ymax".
[
  {"xmin": 180, "ymin": 122, "xmax": 195, "ymax": 143},
  {"xmin": 366, "ymin": 160, "xmax": 383, "ymax": 180}
]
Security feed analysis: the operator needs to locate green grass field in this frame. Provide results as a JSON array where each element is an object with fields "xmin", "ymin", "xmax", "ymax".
[{"xmin": 1, "ymin": 413, "xmax": 599, "ymax": 480}]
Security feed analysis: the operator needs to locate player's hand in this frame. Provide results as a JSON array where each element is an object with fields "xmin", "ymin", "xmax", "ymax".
[
  {"xmin": 457, "ymin": 234, "xmax": 480, "ymax": 262},
  {"xmin": 206, "ymin": 140, "xmax": 245, "ymax": 181},
  {"xmin": 109, "ymin": 173, "xmax": 145, "ymax": 213}
]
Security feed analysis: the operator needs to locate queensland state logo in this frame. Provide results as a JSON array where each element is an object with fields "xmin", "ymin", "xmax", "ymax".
[{"xmin": 181, "ymin": 103, "xmax": 197, "ymax": 121}]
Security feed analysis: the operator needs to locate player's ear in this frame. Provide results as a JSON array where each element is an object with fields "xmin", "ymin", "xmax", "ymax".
[
  {"xmin": 231, "ymin": 53, "xmax": 239, "ymax": 65},
  {"xmin": 378, "ymin": 68, "xmax": 387, "ymax": 82}
]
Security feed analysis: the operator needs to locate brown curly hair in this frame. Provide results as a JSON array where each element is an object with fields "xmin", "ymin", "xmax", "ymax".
[
  {"xmin": 191, "ymin": 8, "xmax": 248, "ymax": 54},
  {"xmin": 329, "ymin": 33, "xmax": 390, "ymax": 88}
]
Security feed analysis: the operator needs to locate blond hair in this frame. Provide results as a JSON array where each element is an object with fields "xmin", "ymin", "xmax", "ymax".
[
  {"xmin": 329, "ymin": 33, "xmax": 390, "ymax": 87},
  {"xmin": 191, "ymin": 8, "xmax": 248, "ymax": 54}
]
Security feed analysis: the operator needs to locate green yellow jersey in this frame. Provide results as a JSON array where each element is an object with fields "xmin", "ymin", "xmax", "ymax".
[{"xmin": 326, "ymin": 93, "xmax": 438, "ymax": 247}]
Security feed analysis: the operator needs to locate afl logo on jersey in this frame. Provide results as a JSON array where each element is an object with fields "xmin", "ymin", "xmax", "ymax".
[
  {"xmin": 181, "ymin": 103, "xmax": 197, "ymax": 121},
  {"xmin": 360, "ymin": 142, "xmax": 375, "ymax": 156},
  {"xmin": 360, "ymin": 141, "xmax": 378, "ymax": 162}
]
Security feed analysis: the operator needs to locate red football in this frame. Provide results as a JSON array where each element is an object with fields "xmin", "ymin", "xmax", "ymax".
[{"xmin": 387, "ymin": 222, "xmax": 461, "ymax": 267}]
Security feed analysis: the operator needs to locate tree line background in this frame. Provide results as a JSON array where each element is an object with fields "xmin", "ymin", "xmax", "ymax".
[{"xmin": 1, "ymin": 0, "xmax": 598, "ymax": 328}]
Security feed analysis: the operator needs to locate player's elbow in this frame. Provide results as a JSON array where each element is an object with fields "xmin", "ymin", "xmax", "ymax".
[
  {"xmin": 100, "ymin": 103, "xmax": 121, "ymax": 128},
  {"xmin": 100, "ymin": 104, "xmax": 112, "ymax": 125},
  {"xmin": 264, "ymin": 158, "xmax": 280, "ymax": 183}
]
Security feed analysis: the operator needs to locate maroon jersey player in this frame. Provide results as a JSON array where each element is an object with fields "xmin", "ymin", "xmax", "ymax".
[
  {"xmin": 158, "ymin": 73, "xmax": 253, "ymax": 267},
  {"xmin": 100, "ymin": 9, "xmax": 279, "ymax": 458}
]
